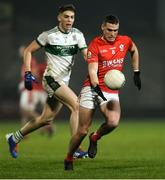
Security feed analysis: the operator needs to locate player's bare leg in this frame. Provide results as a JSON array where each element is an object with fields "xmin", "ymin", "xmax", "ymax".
[
  {"xmin": 20, "ymin": 100, "xmax": 62, "ymax": 135},
  {"xmin": 70, "ymin": 107, "xmax": 93, "ymax": 154},
  {"xmin": 64, "ymin": 106, "xmax": 94, "ymax": 170},
  {"xmin": 9, "ymin": 84, "xmax": 77, "ymax": 140},
  {"xmin": 88, "ymin": 100, "xmax": 121, "ymax": 158},
  {"xmin": 6, "ymin": 99, "xmax": 62, "ymax": 158},
  {"xmin": 98, "ymin": 100, "xmax": 121, "ymax": 135},
  {"xmin": 6, "ymin": 84, "xmax": 81, "ymax": 159},
  {"xmin": 19, "ymin": 109, "xmax": 39, "ymax": 139},
  {"xmin": 52, "ymin": 84, "xmax": 79, "ymax": 136}
]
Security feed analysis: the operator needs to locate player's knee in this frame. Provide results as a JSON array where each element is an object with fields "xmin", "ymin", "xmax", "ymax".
[
  {"xmin": 109, "ymin": 121, "xmax": 119, "ymax": 129},
  {"xmin": 74, "ymin": 100, "xmax": 79, "ymax": 111},
  {"xmin": 106, "ymin": 118, "xmax": 119, "ymax": 129},
  {"xmin": 78, "ymin": 126, "xmax": 89, "ymax": 137},
  {"xmin": 78, "ymin": 129, "xmax": 88, "ymax": 137},
  {"xmin": 70, "ymin": 100, "xmax": 79, "ymax": 113}
]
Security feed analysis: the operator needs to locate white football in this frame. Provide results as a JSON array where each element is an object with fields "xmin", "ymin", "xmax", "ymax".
[{"xmin": 104, "ymin": 69, "xmax": 126, "ymax": 90}]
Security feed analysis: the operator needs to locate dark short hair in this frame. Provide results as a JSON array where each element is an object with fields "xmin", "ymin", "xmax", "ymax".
[
  {"xmin": 103, "ymin": 15, "xmax": 119, "ymax": 24},
  {"xmin": 58, "ymin": 4, "xmax": 76, "ymax": 14}
]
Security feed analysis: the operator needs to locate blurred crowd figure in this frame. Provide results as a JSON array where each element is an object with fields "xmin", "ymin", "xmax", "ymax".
[{"xmin": 18, "ymin": 45, "xmax": 54, "ymax": 137}]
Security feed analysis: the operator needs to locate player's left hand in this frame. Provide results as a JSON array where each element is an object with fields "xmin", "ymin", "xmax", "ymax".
[
  {"xmin": 93, "ymin": 85, "xmax": 107, "ymax": 101},
  {"xmin": 133, "ymin": 71, "xmax": 141, "ymax": 90},
  {"xmin": 24, "ymin": 71, "xmax": 36, "ymax": 90}
]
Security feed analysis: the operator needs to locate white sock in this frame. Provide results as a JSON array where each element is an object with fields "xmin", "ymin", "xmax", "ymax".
[{"xmin": 12, "ymin": 130, "xmax": 23, "ymax": 143}]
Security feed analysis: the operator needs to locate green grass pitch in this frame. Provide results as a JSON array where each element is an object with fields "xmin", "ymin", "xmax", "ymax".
[{"xmin": 0, "ymin": 119, "xmax": 165, "ymax": 179}]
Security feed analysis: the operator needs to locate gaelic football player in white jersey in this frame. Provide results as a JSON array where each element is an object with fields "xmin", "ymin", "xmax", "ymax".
[{"xmin": 6, "ymin": 4, "xmax": 88, "ymax": 159}]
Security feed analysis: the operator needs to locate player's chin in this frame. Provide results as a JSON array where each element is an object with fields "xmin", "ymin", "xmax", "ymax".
[
  {"xmin": 107, "ymin": 38, "xmax": 115, "ymax": 42},
  {"xmin": 65, "ymin": 24, "xmax": 72, "ymax": 30}
]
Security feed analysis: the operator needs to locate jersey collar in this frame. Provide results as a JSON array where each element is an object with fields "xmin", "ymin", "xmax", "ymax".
[{"xmin": 58, "ymin": 26, "xmax": 72, "ymax": 34}]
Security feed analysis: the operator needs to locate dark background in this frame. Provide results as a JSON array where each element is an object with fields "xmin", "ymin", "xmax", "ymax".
[{"xmin": 0, "ymin": 0, "xmax": 165, "ymax": 120}]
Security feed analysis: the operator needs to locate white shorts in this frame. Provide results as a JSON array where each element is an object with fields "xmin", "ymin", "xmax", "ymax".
[
  {"xmin": 19, "ymin": 90, "xmax": 47, "ymax": 111},
  {"xmin": 42, "ymin": 75, "xmax": 70, "ymax": 97},
  {"xmin": 79, "ymin": 86, "xmax": 119, "ymax": 109}
]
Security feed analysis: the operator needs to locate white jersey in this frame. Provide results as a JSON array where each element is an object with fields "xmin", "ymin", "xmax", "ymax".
[{"xmin": 37, "ymin": 26, "xmax": 87, "ymax": 83}]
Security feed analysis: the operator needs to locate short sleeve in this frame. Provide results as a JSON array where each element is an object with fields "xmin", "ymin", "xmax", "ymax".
[
  {"xmin": 127, "ymin": 36, "xmax": 133, "ymax": 50},
  {"xmin": 87, "ymin": 40, "xmax": 99, "ymax": 63},
  {"xmin": 37, "ymin": 32, "xmax": 48, "ymax": 47},
  {"xmin": 77, "ymin": 32, "xmax": 87, "ymax": 50}
]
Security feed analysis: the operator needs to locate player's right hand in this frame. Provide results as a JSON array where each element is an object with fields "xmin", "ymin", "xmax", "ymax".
[
  {"xmin": 93, "ymin": 85, "xmax": 107, "ymax": 101},
  {"xmin": 24, "ymin": 71, "xmax": 36, "ymax": 90}
]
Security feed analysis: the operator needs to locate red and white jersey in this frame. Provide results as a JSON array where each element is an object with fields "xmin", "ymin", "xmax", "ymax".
[{"xmin": 83, "ymin": 35, "xmax": 133, "ymax": 93}]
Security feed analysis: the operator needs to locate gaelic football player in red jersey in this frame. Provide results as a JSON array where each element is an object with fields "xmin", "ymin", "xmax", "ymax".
[{"xmin": 64, "ymin": 14, "xmax": 141, "ymax": 170}]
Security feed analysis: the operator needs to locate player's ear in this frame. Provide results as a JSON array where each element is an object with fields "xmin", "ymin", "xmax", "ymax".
[
  {"xmin": 57, "ymin": 14, "xmax": 61, "ymax": 22},
  {"xmin": 101, "ymin": 23, "xmax": 104, "ymax": 31}
]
